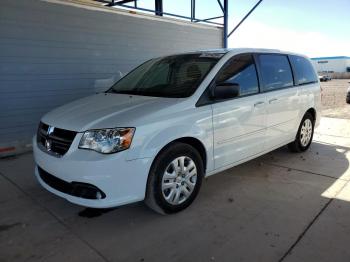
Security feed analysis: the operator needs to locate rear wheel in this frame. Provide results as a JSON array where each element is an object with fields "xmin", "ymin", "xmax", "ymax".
[
  {"xmin": 288, "ymin": 112, "xmax": 314, "ymax": 152},
  {"xmin": 145, "ymin": 142, "xmax": 204, "ymax": 214}
]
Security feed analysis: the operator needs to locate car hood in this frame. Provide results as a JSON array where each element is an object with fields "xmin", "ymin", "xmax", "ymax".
[{"xmin": 41, "ymin": 93, "xmax": 181, "ymax": 131}]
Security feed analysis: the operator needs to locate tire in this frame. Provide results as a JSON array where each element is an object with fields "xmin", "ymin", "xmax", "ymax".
[
  {"xmin": 288, "ymin": 112, "xmax": 314, "ymax": 152},
  {"xmin": 145, "ymin": 142, "xmax": 204, "ymax": 214},
  {"xmin": 346, "ymin": 96, "xmax": 350, "ymax": 104}
]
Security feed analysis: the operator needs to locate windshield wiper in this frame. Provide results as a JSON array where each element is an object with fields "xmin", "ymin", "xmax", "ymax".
[
  {"xmin": 108, "ymin": 90, "xmax": 141, "ymax": 95},
  {"xmin": 108, "ymin": 89, "xmax": 183, "ymax": 98}
]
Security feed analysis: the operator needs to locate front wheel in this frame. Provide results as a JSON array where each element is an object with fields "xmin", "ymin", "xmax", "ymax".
[
  {"xmin": 288, "ymin": 112, "xmax": 314, "ymax": 152},
  {"xmin": 145, "ymin": 142, "xmax": 204, "ymax": 214}
]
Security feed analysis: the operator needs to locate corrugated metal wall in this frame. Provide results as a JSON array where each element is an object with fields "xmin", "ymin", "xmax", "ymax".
[{"xmin": 0, "ymin": 0, "xmax": 223, "ymax": 156}]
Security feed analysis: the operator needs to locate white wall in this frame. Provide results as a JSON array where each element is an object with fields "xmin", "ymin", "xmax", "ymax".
[
  {"xmin": 0, "ymin": 0, "xmax": 223, "ymax": 156},
  {"xmin": 312, "ymin": 59, "xmax": 350, "ymax": 73}
]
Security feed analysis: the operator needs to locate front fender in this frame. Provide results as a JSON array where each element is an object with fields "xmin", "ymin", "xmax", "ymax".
[{"xmin": 126, "ymin": 106, "xmax": 214, "ymax": 172}]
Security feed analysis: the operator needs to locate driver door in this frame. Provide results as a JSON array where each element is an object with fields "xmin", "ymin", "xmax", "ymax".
[{"xmin": 212, "ymin": 54, "xmax": 266, "ymax": 169}]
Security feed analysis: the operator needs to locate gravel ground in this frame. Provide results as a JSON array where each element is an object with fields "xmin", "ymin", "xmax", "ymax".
[{"xmin": 321, "ymin": 79, "xmax": 350, "ymax": 119}]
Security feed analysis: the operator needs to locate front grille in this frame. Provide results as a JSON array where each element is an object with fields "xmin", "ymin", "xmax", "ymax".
[
  {"xmin": 38, "ymin": 166, "xmax": 106, "ymax": 199},
  {"xmin": 37, "ymin": 122, "xmax": 77, "ymax": 156}
]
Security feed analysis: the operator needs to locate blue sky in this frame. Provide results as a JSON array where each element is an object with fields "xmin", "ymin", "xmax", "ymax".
[{"xmin": 127, "ymin": 0, "xmax": 350, "ymax": 57}]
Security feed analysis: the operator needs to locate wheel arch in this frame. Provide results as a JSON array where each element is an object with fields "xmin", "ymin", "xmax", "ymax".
[
  {"xmin": 306, "ymin": 107, "xmax": 316, "ymax": 122},
  {"xmin": 152, "ymin": 137, "xmax": 207, "ymax": 172}
]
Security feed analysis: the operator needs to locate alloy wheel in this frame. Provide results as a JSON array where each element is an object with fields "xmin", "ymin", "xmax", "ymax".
[{"xmin": 300, "ymin": 118, "xmax": 313, "ymax": 147}]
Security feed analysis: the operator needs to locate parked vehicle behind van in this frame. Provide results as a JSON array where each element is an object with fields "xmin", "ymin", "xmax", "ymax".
[
  {"xmin": 33, "ymin": 48, "xmax": 321, "ymax": 214},
  {"xmin": 346, "ymin": 83, "xmax": 350, "ymax": 104},
  {"xmin": 318, "ymin": 75, "xmax": 331, "ymax": 82}
]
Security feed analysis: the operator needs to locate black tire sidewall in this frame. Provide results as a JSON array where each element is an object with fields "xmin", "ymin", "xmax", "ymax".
[{"xmin": 149, "ymin": 143, "xmax": 204, "ymax": 214}]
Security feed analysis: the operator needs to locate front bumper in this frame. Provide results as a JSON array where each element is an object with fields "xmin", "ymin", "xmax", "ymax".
[{"xmin": 33, "ymin": 135, "xmax": 153, "ymax": 208}]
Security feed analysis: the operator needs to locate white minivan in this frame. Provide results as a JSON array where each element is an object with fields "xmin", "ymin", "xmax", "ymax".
[{"xmin": 33, "ymin": 48, "xmax": 321, "ymax": 214}]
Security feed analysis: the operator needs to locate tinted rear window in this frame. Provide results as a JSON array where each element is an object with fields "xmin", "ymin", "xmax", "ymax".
[
  {"xmin": 290, "ymin": 55, "xmax": 318, "ymax": 85},
  {"xmin": 259, "ymin": 54, "xmax": 294, "ymax": 91}
]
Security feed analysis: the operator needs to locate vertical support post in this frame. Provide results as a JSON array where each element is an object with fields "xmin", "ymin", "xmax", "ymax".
[
  {"xmin": 155, "ymin": 0, "xmax": 163, "ymax": 16},
  {"xmin": 223, "ymin": 0, "xmax": 228, "ymax": 48},
  {"xmin": 191, "ymin": 0, "xmax": 195, "ymax": 22},
  {"xmin": 134, "ymin": 0, "xmax": 137, "ymax": 8}
]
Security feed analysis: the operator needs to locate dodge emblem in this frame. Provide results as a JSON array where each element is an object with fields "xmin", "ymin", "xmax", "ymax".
[{"xmin": 47, "ymin": 126, "xmax": 55, "ymax": 135}]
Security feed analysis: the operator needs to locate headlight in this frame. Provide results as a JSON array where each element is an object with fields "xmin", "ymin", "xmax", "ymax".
[{"xmin": 79, "ymin": 128, "xmax": 135, "ymax": 154}]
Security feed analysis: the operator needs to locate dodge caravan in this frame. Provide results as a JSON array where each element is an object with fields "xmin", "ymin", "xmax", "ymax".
[{"xmin": 33, "ymin": 48, "xmax": 321, "ymax": 214}]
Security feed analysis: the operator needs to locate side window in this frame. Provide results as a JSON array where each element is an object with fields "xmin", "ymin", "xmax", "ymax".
[
  {"xmin": 289, "ymin": 55, "xmax": 318, "ymax": 85},
  {"xmin": 216, "ymin": 54, "xmax": 259, "ymax": 97},
  {"xmin": 259, "ymin": 54, "xmax": 294, "ymax": 91}
]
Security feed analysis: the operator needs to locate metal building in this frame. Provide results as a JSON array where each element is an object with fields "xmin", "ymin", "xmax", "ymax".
[
  {"xmin": 311, "ymin": 56, "xmax": 350, "ymax": 73},
  {"xmin": 0, "ymin": 0, "xmax": 223, "ymax": 156}
]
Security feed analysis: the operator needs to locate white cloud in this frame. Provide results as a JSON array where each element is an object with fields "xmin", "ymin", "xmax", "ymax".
[{"xmin": 228, "ymin": 21, "xmax": 350, "ymax": 58}]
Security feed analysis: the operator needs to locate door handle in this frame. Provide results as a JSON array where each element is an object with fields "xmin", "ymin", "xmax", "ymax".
[
  {"xmin": 269, "ymin": 98, "xmax": 278, "ymax": 104},
  {"xmin": 254, "ymin": 101, "xmax": 265, "ymax": 107}
]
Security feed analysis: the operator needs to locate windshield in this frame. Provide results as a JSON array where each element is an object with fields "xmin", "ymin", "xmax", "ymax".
[{"xmin": 108, "ymin": 53, "xmax": 222, "ymax": 98}]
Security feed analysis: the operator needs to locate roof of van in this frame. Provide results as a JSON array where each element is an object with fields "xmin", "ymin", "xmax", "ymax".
[
  {"xmin": 166, "ymin": 48, "xmax": 309, "ymax": 60},
  {"xmin": 194, "ymin": 48, "xmax": 308, "ymax": 57},
  {"xmin": 198, "ymin": 48, "xmax": 278, "ymax": 53}
]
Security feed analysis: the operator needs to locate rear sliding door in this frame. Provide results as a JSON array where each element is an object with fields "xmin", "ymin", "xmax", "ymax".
[{"xmin": 257, "ymin": 54, "xmax": 300, "ymax": 149}]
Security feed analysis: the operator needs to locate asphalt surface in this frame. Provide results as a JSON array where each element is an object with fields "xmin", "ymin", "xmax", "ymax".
[{"xmin": 1, "ymin": 117, "xmax": 350, "ymax": 262}]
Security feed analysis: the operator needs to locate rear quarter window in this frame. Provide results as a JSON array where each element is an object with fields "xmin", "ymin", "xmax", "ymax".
[
  {"xmin": 258, "ymin": 54, "xmax": 294, "ymax": 92},
  {"xmin": 289, "ymin": 55, "xmax": 318, "ymax": 85}
]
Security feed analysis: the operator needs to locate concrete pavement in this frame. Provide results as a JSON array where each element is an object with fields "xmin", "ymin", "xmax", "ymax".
[{"xmin": 1, "ymin": 117, "xmax": 350, "ymax": 262}]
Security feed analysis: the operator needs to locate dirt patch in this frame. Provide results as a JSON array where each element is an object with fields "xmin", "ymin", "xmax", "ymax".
[{"xmin": 321, "ymin": 79, "xmax": 350, "ymax": 119}]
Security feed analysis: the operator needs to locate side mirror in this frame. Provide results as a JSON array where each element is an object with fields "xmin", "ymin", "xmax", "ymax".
[{"xmin": 213, "ymin": 82, "xmax": 240, "ymax": 100}]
